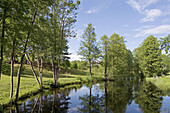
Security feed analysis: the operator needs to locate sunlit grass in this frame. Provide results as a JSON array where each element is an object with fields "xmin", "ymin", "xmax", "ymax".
[
  {"xmin": 146, "ymin": 74, "xmax": 170, "ymax": 91},
  {"xmin": 0, "ymin": 64, "xmax": 89, "ymax": 107}
]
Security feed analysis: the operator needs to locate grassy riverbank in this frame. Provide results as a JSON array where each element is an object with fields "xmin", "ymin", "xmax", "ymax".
[
  {"xmin": 146, "ymin": 74, "xmax": 170, "ymax": 91},
  {"xmin": 0, "ymin": 64, "xmax": 104, "ymax": 108}
]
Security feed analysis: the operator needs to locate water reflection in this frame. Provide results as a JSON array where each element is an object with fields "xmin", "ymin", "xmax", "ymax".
[
  {"xmin": 78, "ymin": 85, "xmax": 105, "ymax": 113},
  {"xmin": 135, "ymin": 82, "xmax": 163, "ymax": 113},
  {"xmin": 3, "ymin": 77, "xmax": 170, "ymax": 113}
]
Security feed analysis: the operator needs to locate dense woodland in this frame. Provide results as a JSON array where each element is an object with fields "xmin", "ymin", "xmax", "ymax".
[{"xmin": 0, "ymin": 0, "xmax": 170, "ymax": 102}]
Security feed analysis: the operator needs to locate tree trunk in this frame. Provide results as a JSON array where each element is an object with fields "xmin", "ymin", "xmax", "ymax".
[
  {"xmin": 89, "ymin": 85, "xmax": 92, "ymax": 112},
  {"xmin": 10, "ymin": 56, "xmax": 14, "ymax": 98},
  {"xmin": 0, "ymin": 9, "xmax": 6, "ymax": 79},
  {"xmin": 105, "ymin": 48, "xmax": 108, "ymax": 80},
  {"xmin": 52, "ymin": 58, "xmax": 57, "ymax": 87},
  {"xmin": 52, "ymin": 90, "xmax": 56, "ymax": 113},
  {"xmin": 15, "ymin": 103, "xmax": 19, "ymax": 113},
  {"xmin": 15, "ymin": 41, "xmax": 27, "ymax": 102},
  {"xmin": 31, "ymin": 97, "xmax": 39, "ymax": 113},
  {"xmin": 10, "ymin": 39, "xmax": 15, "ymax": 98},
  {"xmin": 25, "ymin": 54, "xmax": 40, "ymax": 86},
  {"xmin": 56, "ymin": 59, "xmax": 60, "ymax": 86},
  {"xmin": 105, "ymin": 81, "xmax": 108, "ymax": 113},
  {"xmin": 40, "ymin": 57, "xmax": 43, "ymax": 89},
  {"xmin": 37, "ymin": 55, "xmax": 43, "ymax": 89},
  {"xmin": 89, "ymin": 59, "xmax": 92, "ymax": 76},
  {"xmin": 38, "ymin": 93, "xmax": 42, "ymax": 113},
  {"xmin": 15, "ymin": 8, "xmax": 37, "ymax": 102}
]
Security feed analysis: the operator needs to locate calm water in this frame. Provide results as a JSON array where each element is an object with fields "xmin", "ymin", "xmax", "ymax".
[{"xmin": 4, "ymin": 77, "xmax": 170, "ymax": 113}]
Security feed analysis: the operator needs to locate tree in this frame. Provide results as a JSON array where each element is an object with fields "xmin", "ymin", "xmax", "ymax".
[
  {"xmin": 160, "ymin": 34, "xmax": 170, "ymax": 54},
  {"xmin": 161, "ymin": 54, "xmax": 170, "ymax": 75},
  {"xmin": 108, "ymin": 33, "xmax": 132, "ymax": 75},
  {"xmin": 134, "ymin": 35, "xmax": 162, "ymax": 77},
  {"xmin": 63, "ymin": 59, "xmax": 71, "ymax": 69},
  {"xmin": 100, "ymin": 35, "xmax": 110, "ymax": 79},
  {"xmin": 78, "ymin": 23, "xmax": 100, "ymax": 76},
  {"xmin": 0, "ymin": 0, "xmax": 13, "ymax": 78},
  {"xmin": 46, "ymin": 0, "xmax": 80, "ymax": 87},
  {"xmin": 15, "ymin": 0, "xmax": 43, "ymax": 101},
  {"xmin": 74, "ymin": 62, "xmax": 78, "ymax": 69},
  {"xmin": 0, "ymin": 0, "xmax": 81, "ymax": 100}
]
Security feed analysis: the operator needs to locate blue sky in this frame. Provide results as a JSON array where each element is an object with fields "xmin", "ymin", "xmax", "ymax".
[{"xmin": 68, "ymin": 0, "xmax": 170, "ymax": 61}]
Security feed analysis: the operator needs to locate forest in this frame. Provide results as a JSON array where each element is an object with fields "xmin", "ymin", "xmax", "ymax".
[{"xmin": 0, "ymin": 0, "xmax": 170, "ymax": 109}]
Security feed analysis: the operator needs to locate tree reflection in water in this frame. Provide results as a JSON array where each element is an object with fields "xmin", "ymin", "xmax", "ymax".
[
  {"xmin": 135, "ymin": 82, "xmax": 163, "ymax": 113},
  {"xmin": 78, "ymin": 77, "xmax": 163, "ymax": 113},
  {"xmin": 78, "ymin": 85, "xmax": 105, "ymax": 113},
  {"xmin": 8, "ymin": 88, "xmax": 72, "ymax": 113},
  {"xmin": 3, "ymin": 77, "xmax": 166, "ymax": 113}
]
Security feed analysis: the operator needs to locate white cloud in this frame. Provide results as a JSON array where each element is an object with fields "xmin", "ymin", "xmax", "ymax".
[
  {"xmin": 66, "ymin": 54, "xmax": 82, "ymax": 61},
  {"xmin": 127, "ymin": 0, "xmax": 142, "ymax": 12},
  {"xmin": 127, "ymin": 0, "xmax": 161, "ymax": 22},
  {"xmin": 67, "ymin": 49, "xmax": 82, "ymax": 61},
  {"xmin": 127, "ymin": 0, "xmax": 159, "ymax": 12},
  {"xmin": 134, "ymin": 25, "xmax": 155, "ymax": 31},
  {"xmin": 135, "ymin": 25, "xmax": 170, "ymax": 37},
  {"xmin": 86, "ymin": 0, "xmax": 112, "ymax": 14},
  {"xmin": 140, "ymin": 9, "xmax": 162, "ymax": 22},
  {"xmin": 86, "ymin": 8, "xmax": 97, "ymax": 14}
]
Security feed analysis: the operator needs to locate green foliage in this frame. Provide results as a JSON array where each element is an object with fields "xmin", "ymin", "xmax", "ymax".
[
  {"xmin": 160, "ymin": 34, "xmax": 170, "ymax": 54},
  {"xmin": 62, "ymin": 60, "xmax": 71, "ymax": 69},
  {"xmin": 70, "ymin": 61, "xmax": 78, "ymax": 69},
  {"xmin": 161, "ymin": 54, "xmax": 170, "ymax": 74},
  {"xmin": 108, "ymin": 33, "xmax": 133, "ymax": 75},
  {"xmin": 134, "ymin": 35, "xmax": 163, "ymax": 77},
  {"xmin": 76, "ymin": 60, "xmax": 88, "ymax": 70},
  {"xmin": 59, "ymin": 68, "xmax": 88, "ymax": 75},
  {"xmin": 73, "ymin": 62, "xmax": 78, "ymax": 69},
  {"xmin": 76, "ymin": 76, "xmax": 83, "ymax": 81},
  {"xmin": 78, "ymin": 23, "xmax": 100, "ymax": 75},
  {"xmin": 100, "ymin": 35, "xmax": 110, "ymax": 76},
  {"xmin": 135, "ymin": 82, "xmax": 163, "ymax": 113},
  {"xmin": 1, "ymin": 63, "xmax": 10, "ymax": 75}
]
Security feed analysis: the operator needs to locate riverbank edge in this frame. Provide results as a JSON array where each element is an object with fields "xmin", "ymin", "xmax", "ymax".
[
  {"xmin": 0, "ymin": 78, "xmax": 114, "ymax": 111},
  {"xmin": 146, "ymin": 75, "xmax": 170, "ymax": 91}
]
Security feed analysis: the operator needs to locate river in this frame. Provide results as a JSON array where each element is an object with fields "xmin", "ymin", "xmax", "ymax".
[{"xmin": 4, "ymin": 77, "xmax": 170, "ymax": 113}]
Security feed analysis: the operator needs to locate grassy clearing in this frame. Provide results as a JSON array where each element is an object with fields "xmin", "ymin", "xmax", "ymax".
[
  {"xmin": 0, "ymin": 64, "xmax": 103, "ymax": 107},
  {"xmin": 146, "ymin": 74, "xmax": 170, "ymax": 91}
]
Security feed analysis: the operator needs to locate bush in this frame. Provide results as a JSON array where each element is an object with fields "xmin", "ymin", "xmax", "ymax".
[
  {"xmin": 76, "ymin": 76, "xmax": 83, "ymax": 81},
  {"xmin": 2, "ymin": 63, "xmax": 10, "ymax": 75},
  {"xmin": 85, "ymin": 76, "xmax": 91, "ymax": 82}
]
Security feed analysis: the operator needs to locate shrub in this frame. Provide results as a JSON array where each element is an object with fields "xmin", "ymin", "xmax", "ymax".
[
  {"xmin": 76, "ymin": 76, "xmax": 83, "ymax": 81},
  {"xmin": 2, "ymin": 63, "xmax": 10, "ymax": 75}
]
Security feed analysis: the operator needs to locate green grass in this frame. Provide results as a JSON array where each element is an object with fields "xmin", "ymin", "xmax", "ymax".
[
  {"xmin": 146, "ymin": 74, "xmax": 170, "ymax": 91},
  {"xmin": 0, "ymin": 64, "xmax": 93, "ymax": 107}
]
